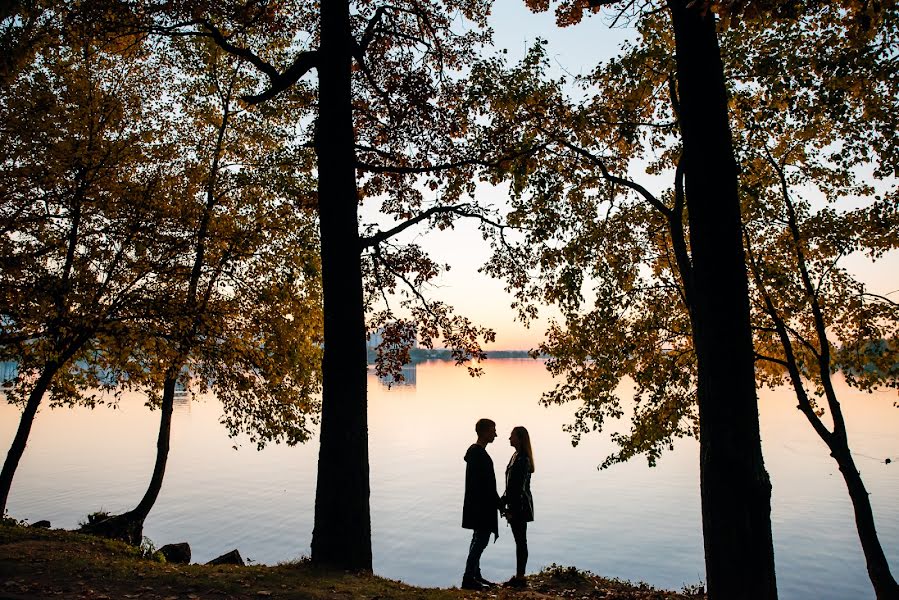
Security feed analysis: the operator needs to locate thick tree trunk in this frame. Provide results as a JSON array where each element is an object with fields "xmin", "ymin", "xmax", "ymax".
[
  {"xmin": 667, "ymin": 2, "xmax": 777, "ymax": 598},
  {"xmin": 0, "ymin": 364, "xmax": 57, "ymax": 515},
  {"xmin": 309, "ymin": 0, "xmax": 372, "ymax": 571}
]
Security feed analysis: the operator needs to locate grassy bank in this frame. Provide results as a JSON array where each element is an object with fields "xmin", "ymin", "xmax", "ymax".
[{"xmin": 0, "ymin": 523, "xmax": 703, "ymax": 599}]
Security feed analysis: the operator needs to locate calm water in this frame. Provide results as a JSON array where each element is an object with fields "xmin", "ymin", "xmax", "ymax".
[{"xmin": 1, "ymin": 359, "xmax": 897, "ymax": 599}]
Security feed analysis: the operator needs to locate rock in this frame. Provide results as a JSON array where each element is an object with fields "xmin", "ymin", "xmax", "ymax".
[
  {"xmin": 158, "ymin": 543, "xmax": 191, "ymax": 564},
  {"xmin": 206, "ymin": 549, "xmax": 244, "ymax": 566},
  {"xmin": 31, "ymin": 520, "xmax": 51, "ymax": 529},
  {"xmin": 79, "ymin": 513, "xmax": 143, "ymax": 546}
]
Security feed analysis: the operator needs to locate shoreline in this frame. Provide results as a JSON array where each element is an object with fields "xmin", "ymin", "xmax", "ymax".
[{"xmin": 0, "ymin": 522, "xmax": 705, "ymax": 600}]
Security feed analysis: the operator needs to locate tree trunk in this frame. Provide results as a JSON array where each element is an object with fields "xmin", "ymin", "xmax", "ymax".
[
  {"xmin": 783, "ymin": 182, "xmax": 897, "ymax": 598},
  {"xmin": 833, "ymin": 444, "xmax": 899, "ymax": 598},
  {"xmin": 130, "ymin": 373, "xmax": 177, "ymax": 521},
  {"xmin": 748, "ymin": 241, "xmax": 898, "ymax": 599},
  {"xmin": 309, "ymin": 0, "xmax": 372, "ymax": 571},
  {"xmin": 667, "ymin": 2, "xmax": 777, "ymax": 598},
  {"xmin": 0, "ymin": 364, "xmax": 57, "ymax": 515},
  {"xmin": 78, "ymin": 374, "xmax": 177, "ymax": 545}
]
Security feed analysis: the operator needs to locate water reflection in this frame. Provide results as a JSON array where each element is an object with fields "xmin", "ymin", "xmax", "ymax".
[
  {"xmin": 0, "ymin": 360, "xmax": 896, "ymax": 600},
  {"xmin": 0, "ymin": 361, "xmax": 16, "ymax": 387},
  {"xmin": 173, "ymin": 390, "xmax": 191, "ymax": 413},
  {"xmin": 376, "ymin": 363, "xmax": 418, "ymax": 388}
]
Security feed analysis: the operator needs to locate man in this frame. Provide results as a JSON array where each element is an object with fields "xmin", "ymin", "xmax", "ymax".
[{"xmin": 461, "ymin": 417, "xmax": 500, "ymax": 590}]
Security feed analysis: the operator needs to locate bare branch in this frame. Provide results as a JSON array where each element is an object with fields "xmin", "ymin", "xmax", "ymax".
[
  {"xmin": 142, "ymin": 19, "xmax": 318, "ymax": 104},
  {"xmin": 194, "ymin": 20, "xmax": 279, "ymax": 80},
  {"xmin": 372, "ymin": 244, "xmax": 438, "ymax": 319},
  {"xmin": 860, "ymin": 291, "xmax": 899, "ymax": 308},
  {"xmin": 609, "ymin": 0, "xmax": 639, "ymax": 28}
]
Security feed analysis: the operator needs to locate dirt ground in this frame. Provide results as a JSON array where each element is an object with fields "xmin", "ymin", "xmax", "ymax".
[{"xmin": 0, "ymin": 524, "xmax": 703, "ymax": 600}]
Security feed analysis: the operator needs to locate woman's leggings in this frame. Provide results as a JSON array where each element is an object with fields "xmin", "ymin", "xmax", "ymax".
[{"xmin": 510, "ymin": 519, "xmax": 528, "ymax": 577}]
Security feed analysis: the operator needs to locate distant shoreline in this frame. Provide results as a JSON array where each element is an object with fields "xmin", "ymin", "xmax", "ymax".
[{"xmin": 366, "ymin": 348, "xmax": 540, "ymax": 364}]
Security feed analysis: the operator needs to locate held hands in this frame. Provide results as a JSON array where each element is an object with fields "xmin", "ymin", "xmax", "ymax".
[{"xmin": 498, "ymin": 494, "xmax": 517, "ymax": 521}]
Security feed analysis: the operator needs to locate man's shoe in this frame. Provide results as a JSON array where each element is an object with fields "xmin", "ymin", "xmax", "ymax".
[
  {"xmin": 461, "ymin": 576, "xmax": 487, "ymax": 590},
  {"xmin": 476, "ymin": 575, "xmax": 496, "ymax": 587},
  {"xmin": 502, "ymin": 576, "xmax": 527, "ymax": 589}
]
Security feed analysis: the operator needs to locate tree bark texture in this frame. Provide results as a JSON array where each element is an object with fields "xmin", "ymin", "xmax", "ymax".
[
  {"xmin": 667, "ymin": 2, "xmax": 778, "ymax": 598},
  {"xmin": 309, "ymin": 0, "xmax": 372, "ymax": 571},
  {"xmin": 0, "ymin": 363, "xmax": 58, "ymax": 515}
]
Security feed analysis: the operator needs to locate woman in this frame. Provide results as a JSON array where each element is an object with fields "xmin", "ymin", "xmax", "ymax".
[{"xmin": 501, "ymin": 425, "xmax": 534, "ymax": 588}]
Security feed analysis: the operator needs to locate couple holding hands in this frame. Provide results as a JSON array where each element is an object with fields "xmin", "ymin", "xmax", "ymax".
[{"xmin": 461, "ymin": 418, "xmax": 535, "ymax": 591}]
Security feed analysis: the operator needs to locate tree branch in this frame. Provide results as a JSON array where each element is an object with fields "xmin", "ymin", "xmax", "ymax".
[
  {"xmin": 194, "ymin": 19, "xmax": 318, "ymax": 104},
  {"xmin": 860, "ymin": 291, "xmax": 899, "ymax": 308},
  {"xmin": 669, "ymin": 153, "xmax": 694, "ymax": 309},
  {"xmin": 356, "ymin": 143, "xmax": 546, "ymax": 175},
  {"xmin": 743, "ymin": 225, "xmax": 835, "ymax": 445},
  {"xmin": 553, "ymin": 137, "xmax": 672, "ymax": 218},
  {"xmin": 372, "ymin": 243, "xmax": 438, "ymax": 319},
  {"xmin": 754, "ymin": 353, "xmax": 789, "ymax": 368},
  {"xmin": 193, "ymin": 20, "xmax": 279, "ymax": 80},
  {"xmin": 241, "ymin": 50, "xmax": 319, "ymax": 104},
  {"xmin": 360, "ymin": 204, "xmax": 469, "ymax": 248},
  {"xmin": 357, "ymin": 6, "xmax": 390, "ymax": 56}
]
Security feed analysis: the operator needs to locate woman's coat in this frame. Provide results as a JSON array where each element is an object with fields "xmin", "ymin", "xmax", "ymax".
[{"xmin": 503, "ymin": 453, "xmax": 534, "ymax": 522}]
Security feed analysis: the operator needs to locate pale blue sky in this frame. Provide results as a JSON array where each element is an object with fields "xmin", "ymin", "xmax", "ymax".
[{"xmin": 489, "ymin": 3, "xmax": 635, "ymax": 76}]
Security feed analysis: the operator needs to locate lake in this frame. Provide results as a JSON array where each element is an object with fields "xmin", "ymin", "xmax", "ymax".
[{"xmin": 1, "ymin": 359, "xmax": 897, "ymax": 599}]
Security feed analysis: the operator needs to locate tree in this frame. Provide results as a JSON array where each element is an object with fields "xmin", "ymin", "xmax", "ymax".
[
  {"xmin": 475, "ymin": 2, "xmax": 898, "ymax": 597},
  {"xmin": 0, "ymin": 0, "xmax": 54, "ymax": 85},
  {"xmin": 733, "ymin": 11, "xmax": 899, "ymax": 595},
  {"xmin": 0, "ymin": 27, "xmax": 176, "ymax": 515},
  {"xmin": 81, "ymin": 36, "xmax": 324, "ymax": 544},
  {"xmin": 133, "ymin": 0, "xmax": 501, "ymax": 570},
  {"xmin": 504, "ymin": 1, "xmax": 777, "ymax": 596}
]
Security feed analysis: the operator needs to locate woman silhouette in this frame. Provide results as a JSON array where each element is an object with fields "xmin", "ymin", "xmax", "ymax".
[{"xmin": 501, "ymin": 425, "xmax": 534, "ymax": 588}]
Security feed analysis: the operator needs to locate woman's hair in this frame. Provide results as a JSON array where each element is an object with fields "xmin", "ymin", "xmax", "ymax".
[{"xmin": 512, "ymin": 426, "xmax": 535, "ymax": 473}]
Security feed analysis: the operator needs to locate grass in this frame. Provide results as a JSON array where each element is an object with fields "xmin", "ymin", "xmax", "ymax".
[{"xmin": 0, "ymin": 523, "xmax": 704, "ymax": 599}]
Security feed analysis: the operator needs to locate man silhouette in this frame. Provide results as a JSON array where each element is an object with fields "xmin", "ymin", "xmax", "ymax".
[{"xmin": 461, "ymin": 418, "xmax": 499, "ymax": 590}]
